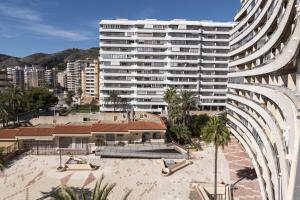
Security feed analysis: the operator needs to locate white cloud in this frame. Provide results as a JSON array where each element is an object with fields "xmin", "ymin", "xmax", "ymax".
[
  {"xmin": 137, "ymin": 7, "xmax": 158, "ymax": 19},
  {"xmin": 26, "ymin": 24, "xmax": 92, "ymax": 41},
  {"xmin": 0, "ymin": 4, "xmax": 41, "ymax": 21},
  {"xmin": 0, "ymin": 3, "xmax": 93, "ymax": 41}
]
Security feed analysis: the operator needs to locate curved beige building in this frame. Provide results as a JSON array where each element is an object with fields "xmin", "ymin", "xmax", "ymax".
[{"xmin": 227, "ymin": 0, "xmax": 300, "ymax": 199}]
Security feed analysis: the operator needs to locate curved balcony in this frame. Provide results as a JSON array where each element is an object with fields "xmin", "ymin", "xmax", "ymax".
[
  {"xmin": 228, "ymin": 83, "xmax": 298, "ymax": 157},
  {"xmin": 230, "ymin": 0, "xmax": 295, "ymax": 66},
  {"xmin": 228, "ymin": 125, "xmax": 267, "ymax": 200},
  {"xmin": 227, "ymin": 114, "xmax": 274, "ymax": 199},
  {"xmin": 230, "ymin": 0, "xmax": 293, "ymax": 55},
  {"xmin": 227, "ymin": 103, "xmax": 280, "ymax": 191},
  {"xmin": 234, "ymin": 0, "xmax": 255, "ymax": 22},
  {"xmin": 229, "ymin": 13, "xmax": 300, "ymax": 77},
  {"xmin": 231, "ymin": 0, "xmax": 270, "ymax": 41}
]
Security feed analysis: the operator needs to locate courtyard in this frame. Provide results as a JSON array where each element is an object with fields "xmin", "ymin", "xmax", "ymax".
[
  {"xmin": 0, "ymin": 140, "xmax": 262, "ymax": 200},
  {"xmin": 0, "ymin": 145, "xmax": 230, "ymax": 200}
]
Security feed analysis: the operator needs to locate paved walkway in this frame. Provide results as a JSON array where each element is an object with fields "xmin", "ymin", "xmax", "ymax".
[{"xmin": 223, "ymin": 138, "xmax": 262, "ymax": 200}]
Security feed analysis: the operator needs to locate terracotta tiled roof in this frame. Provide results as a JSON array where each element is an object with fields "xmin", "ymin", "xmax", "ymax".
[
  {"xmin": 0, "ymin": 129, "xmax": 19, "ymax": 139},
  {"xmin": 91, "ymin": 123, "xmax": 128, "ymax": 132},
  {"xmin": 0, "ymin": 119, "xmax": 166, "ymax": 140},
  {"xmin": 53, "ymin": 125, "xmax": 91, "ymax": 134},
  {"xmin": 91, "ymin": 121, "xmax": 166, "ymax": 132},
  {"xmin": 128, "ymin": 121, "xmax": 166, "ymax": 130},
  {"xmin": 16, "ymin": 127, "xmax": 54, "ymax": 136}
]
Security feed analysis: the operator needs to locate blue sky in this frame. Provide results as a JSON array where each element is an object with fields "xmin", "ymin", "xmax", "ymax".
[{"xmin": 0, "ymin": 0, "xmax": 240, "ymax": 57}]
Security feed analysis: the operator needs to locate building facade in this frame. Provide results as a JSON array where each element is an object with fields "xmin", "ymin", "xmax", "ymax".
[
  {"xmin": 6, "ymin": 66, "xmax": 25, "ymax": 88},
  {"xmin": 81, "ymin": 59, "xmax": 100, "ymax": 99},
  {"xmin": 0, "ymin": 70, "xmax": 10, "ymax": 91},
  {"xmin": 227, "ymin": 0, "xmax": 300, "ymax": 199},
  {"xmin": 66, "ymin": 60, "xmax": 88, "ymax": 92},
  {"xmin": 57, "ymin": 71, "xmax": 67, "ymax": 89},
  {"xmin": 24, "ymin": 65, "xmax": 45, "ymax": 88},
  {"xmin": 0, "ymin": 120, "xmax": 166, "ymax": 154},
  {"xmin": 44, "ymin": 68, "xmax": 58, "ymax": 88},
  {"xmin": 99, "ymin": 19, "xmax": 234, "ymax": 112}
]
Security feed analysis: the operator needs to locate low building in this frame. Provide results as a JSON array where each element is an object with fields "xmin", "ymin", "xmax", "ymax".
[{"xmin": 0, "ymin": 120, "xmax": 166, "ymax": 155}]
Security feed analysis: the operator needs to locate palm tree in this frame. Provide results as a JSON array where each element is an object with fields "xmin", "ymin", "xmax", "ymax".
[
  {"xmin": 6, "ymin": 86, "xmax": 24, "ymax": 125},
  {"xmin": 179, "ymin": 90, "xmax": 196, "ymax": 125},
  {"xmin": 164, "ymin": 87, "xmax": 181, "ymax": 125},
  {"xmin": 65, "ymin": 91, "xmax": 75, "ymax": 107},
  {"xmin": 202, "ymin": 114, "xmax": 231, "ymax": 200},
  {"xmin": 0, "ymin": 91, "xmax": 9, "ymax": 127},
  {"xmin": 107, "ymin": 91, "xmax": 121, "ymax": 112},
  {"xmin": 52, "ymin": 175, "xmax": 131, "ymax": 200},
  {"xmin": 164, "ymin": 87, "xmax": 177, "ymax": 105}
]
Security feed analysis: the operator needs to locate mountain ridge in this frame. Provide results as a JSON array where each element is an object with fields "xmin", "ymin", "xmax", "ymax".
[{"xmin": 0, "ymin": 47, "xmax": 99, "ymax": 70}]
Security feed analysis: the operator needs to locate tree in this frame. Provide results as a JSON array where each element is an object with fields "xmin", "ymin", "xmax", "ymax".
[
  {"xmin": 25, "ymin": 87, "xmax": 58, "ymax": 111},
  {"xmin": 52, "ymin": 175, "xmax": 131, "ymax": 200},
  {"xmin": 77, "ymin": 88, "xmax": 82, "ymax": 97},
  {"xmin": 179, "ymin": 90, "xmax": 196, "ymax": 125},
  {"xmin": 164, "ymin": 87, "xmax": 177, "ymax": 105},
  {"xmin": 107, "ymin": 91, "xmax": 121, "ymax": 111},
  {"xmin": 0, "ymin": 147, "xmax": 4, "ymax": 171},
  {"xmin": 0, "ymin": 91, "xmax": 10, "ymax": 127},
  {"xmin": 164, "ymin": 87, "xmax": 181, "ymax": 125},
  {"xmin": 170, "ymin": 123, "xmax": 192, "ymax": 144},
  {"xmin": 65, "ymin": 91, "xmax": 75, "ymax": 106},
  {"xmin": 202, "ymin": 114, "xmax": 231, "ymax": 200},
  {"xmin": 6, "ymin": 86, "xmax": 25, "ymax": 124},
  {"xmin": 190, "ymin": 114, "xmax": 210, "ymax": 137}
]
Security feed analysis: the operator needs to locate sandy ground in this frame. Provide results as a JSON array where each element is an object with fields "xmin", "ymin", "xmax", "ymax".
[{"xmin": 0, "ymin": 145, "xmax": 230, "ymax": 200}]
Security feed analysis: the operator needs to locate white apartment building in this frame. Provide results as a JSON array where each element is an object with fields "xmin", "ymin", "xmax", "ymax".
[
  {"xmin": 0, "ymin": 70, "xmax": 9, "ymax": 91},
  {"xmin": 99, "ymin": 19, "xmax": 234, "ymax": 112},
  {"xmin": 227, "ymin": 0, "xmax": 300, "ymax": 199},
  {"xmin": 81, "ymin": 59, "xmax": 100, "ymax": 99},
  {"xmin": 66, "ymin": 60, "xmax": 87, "ymax": 92},
  {"xmin": 6, "ymin": 66, "xmax": 24, "ymax": 88},
  {"xmin": 57, "ymin": 71, "xmax": 67, "ymax": 89},
  {"xmin": 24, "ymin": 65, "xmax": 45, "ymax": 88},
  {"xmin": 44, "ymin": 68, "xmax": 57, "ymax": 87}
]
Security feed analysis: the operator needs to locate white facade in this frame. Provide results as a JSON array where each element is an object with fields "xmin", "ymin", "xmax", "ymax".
[
  {"xmin": 227, "ymin": 0, "xmax": 300, "ymax": 199},
  {"xmin": 24, "ymin": 65, "xmax": 45, "ymax": 88},
  {"xmin": 81, "ymin": 59, "xmax": 100, "ymax": 99},
  {"xmin": 57, "ymin": 71, "xmax": 67, "ymax": 89},
  {"xmin": 66, "ymin": 60, "xmax": 87, "ymax": 92},
  {"xmin": 6, "ymin": 66, "xmax": 24, "ymax": 88},
  {"xmin": 44, "ymin": 68, "xmax": 57, "ymax": 87},
  {"xmin": 99, "ymin": 19, "xmax": 234, "ymax": 112}
]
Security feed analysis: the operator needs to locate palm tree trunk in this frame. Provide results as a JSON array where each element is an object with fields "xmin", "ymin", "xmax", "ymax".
[{"xmin": 214, "ymin": 143, "xmax": 218, "ymax": 200}]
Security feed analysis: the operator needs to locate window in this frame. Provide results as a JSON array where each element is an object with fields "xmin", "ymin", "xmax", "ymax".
[{"xmin": 102, "ymin": 24, "xmax": 121, "ymax": 29}]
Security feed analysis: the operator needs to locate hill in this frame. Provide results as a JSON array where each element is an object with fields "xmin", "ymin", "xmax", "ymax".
[{"xmin": 0, "ymin": 47, "xmax": 99, "ymax": 70}]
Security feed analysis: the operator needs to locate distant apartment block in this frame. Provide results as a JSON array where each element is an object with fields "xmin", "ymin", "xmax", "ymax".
[
  {"xmin": 81, "ymin": 59, "xmax": 100, "ymax": 99},
  {"xmin": 57, "ymin": 71, "xmax": 67, "ymax": 89},
  {"xmin": 99, "ymin": 19, "xmax": 234, "ymax": 112},
  {"xmin": 0, "ymin": 69, "xmax": 10, "ymax": 91},
  {"xmin": 66, "ymin": 60, "xmax": 88, "ymax": 92},
  {"xmin": 24, "ymin": 65, "xmax": 45, "ymax": 88},
  {"xmin": 6, "ymin": 66, "xmax": 25, "ymax": 88},
  {"xmin": 44, "ymin": 68, "xmax": 58, "ymax": 87}
]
